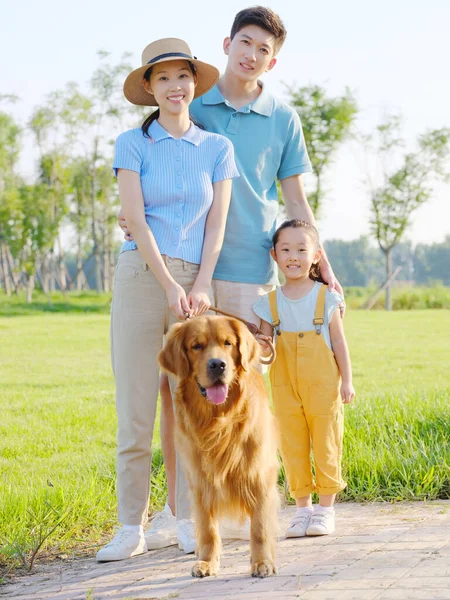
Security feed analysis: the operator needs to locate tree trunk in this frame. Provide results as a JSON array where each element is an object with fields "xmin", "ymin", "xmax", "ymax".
[
  {"xmin": 41, "ymin": 253, "xmax": 50, "ymax": 294},
  {"xmin": 384, "ymin": 247, "xmax": 393, "ymax": 311},
  {"xmin": 76, "ymin": 230, "xmax": 84, "ymax": 290},
  {"xmin": 0, "ymin": 244, "xmax": 12, "ymax": 296},
  {"xmin": 102, "ymin": 204, "xmax": 112, "ymax": 293},
  {"xmin": 26, "ymin": 274, "xmax": 35, "ymax": 303},
  {"xmin": 6, "ymin": 246, "xmax": 20, "ymax": 293},
  {"xmin": 49, "ymin": 249, "xmax": 56, "ymax": 293},
  {"xmin": 90, "ymin": 140, "xmax": 103, "ymax": 293},
  {"xmin": 56, "ymin": 236, "xmax": 67, "ymax": 292}
]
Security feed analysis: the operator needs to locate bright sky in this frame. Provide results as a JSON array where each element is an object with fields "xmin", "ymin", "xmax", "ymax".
[{"xmin": 1, "ymin": 0, "xmax": 449, "ymax": 244}]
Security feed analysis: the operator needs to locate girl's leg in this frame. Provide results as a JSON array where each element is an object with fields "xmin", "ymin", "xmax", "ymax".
[
  {"xmin": 295, "ymin": 495, "xmax": 312, "ymax": 508},
  {"xmin": 159, "ymin": 372, "xmax": 176, "ymax": 515},
  {"xmin": 318, "ymin": 493, "xmax": 336, "ymax": 508}
]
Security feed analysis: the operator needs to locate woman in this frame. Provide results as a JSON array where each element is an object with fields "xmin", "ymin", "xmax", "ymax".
[{"xmin": 96, "ymin": 38, "xmax": 238, "ymax": 562}]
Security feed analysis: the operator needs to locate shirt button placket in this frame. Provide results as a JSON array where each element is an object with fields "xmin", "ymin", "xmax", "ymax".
[
  {"xmin": 226, "ymin": 111, "xmax": 239, "ymax": 135},
  {"xmin": 174, "ymin": 141, "xmax": 183, "ymax": 249}
]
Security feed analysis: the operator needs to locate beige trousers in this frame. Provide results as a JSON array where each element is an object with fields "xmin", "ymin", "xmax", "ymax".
[
  {"xmin": 111, "ymin": 250, "xmax": 200, "ymax": 526},
  {"xmin": 212, "ymin": 279, "xmax": 273, "ymax": 325}
]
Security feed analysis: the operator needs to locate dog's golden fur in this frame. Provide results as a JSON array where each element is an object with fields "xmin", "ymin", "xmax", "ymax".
[{"xmin": 159, "ymin": 315, "xmax": 279, "ymax": 578}]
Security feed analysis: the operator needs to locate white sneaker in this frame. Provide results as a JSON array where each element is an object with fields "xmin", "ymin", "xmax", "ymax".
[
  {"xmin": 96, "ymin": 527, "xmax": 147, "ymax": 562},
  {"xmin": 220, "ymin": 517, "xmax": 251, "ymax": 540},
  {"xmin": 285, "ymin": 509, "xmax": 313, "ymax": 538},
  {"xmin": 177, "ymin": 519, "xmax": 196, "ymax": 554},
  {"xmin": 145, "ymin": 504, "xmax": 177, "ymax": 550},
  {"xmin": 306, "ymin": 509, "xmax": 335, "ymax": 536}
]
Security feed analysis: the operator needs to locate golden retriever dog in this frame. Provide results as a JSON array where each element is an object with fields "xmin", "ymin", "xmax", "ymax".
[{"xmin": 158, "ymin": 315, "xmax": 279, "ymax": 579}]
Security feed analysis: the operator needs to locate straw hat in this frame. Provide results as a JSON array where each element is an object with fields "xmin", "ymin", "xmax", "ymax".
[{"xmin": 123, "ymin": 38, "xmax": 220, "ymax": 106}]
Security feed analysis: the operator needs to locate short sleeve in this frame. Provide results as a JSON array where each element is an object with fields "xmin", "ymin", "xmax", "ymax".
[
  {"xmin": 252, "ymin": 293, "xmax": 273, "ymax": 325},
  {"xmin": 113, "ymin": 130, "xmax": 143, "ymax": 177},
  {"xmin": 277, "ymin": 111, "xmax": 312, "ymax": 180},
  {"xmin": 212, "ymin": 137, "xmax": 240, "ymax": 183},
  {"xmin": 326, "ymin": 289, "xmax": 343, "ymax": 325}
]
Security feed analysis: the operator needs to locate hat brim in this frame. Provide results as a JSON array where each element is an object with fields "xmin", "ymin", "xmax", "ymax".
[{"xmin": 123, "ymin": 56, "xmax": 220, "ymax": 106}]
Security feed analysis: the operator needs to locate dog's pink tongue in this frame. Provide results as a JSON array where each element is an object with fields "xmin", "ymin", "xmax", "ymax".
[{"xmin": 206, "ymin": 384, "xmax": 229, "ymax": 405}]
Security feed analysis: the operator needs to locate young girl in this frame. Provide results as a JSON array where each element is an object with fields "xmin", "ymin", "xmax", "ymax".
[
  {"xmin": 253, "ymin": 219, "xmax": 355, "ymax": 537},
  {"xmin": 96, "ymin": 38, "xmax": 239, "ymax": 562}
]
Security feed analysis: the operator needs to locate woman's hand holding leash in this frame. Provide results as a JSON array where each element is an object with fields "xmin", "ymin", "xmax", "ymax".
[
  {"xmin": 187, "ymin": 288, "xmax": 211, "ymax": 317},
  {"xmin": 166, "ymin": 281, "xmax": 192, "ymax": 320}
]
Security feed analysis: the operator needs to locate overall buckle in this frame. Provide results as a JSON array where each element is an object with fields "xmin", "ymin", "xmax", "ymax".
[
  {"xmin": 272, "ymin": 319, "xmax": 281, "ymax": 336},
  {"xmin": 313, "ymin": 317, "xmax": 324, "ymax": 335}
]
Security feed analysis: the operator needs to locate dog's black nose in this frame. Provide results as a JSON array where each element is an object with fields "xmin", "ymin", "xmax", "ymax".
[{"xmin": 207, "ymin": 359, "xmax": 226, "ymax": 373}]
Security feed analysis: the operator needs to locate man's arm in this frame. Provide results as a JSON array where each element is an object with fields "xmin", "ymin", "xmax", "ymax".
[{"xmin": 280, "ymin": 174, "xmax": 345, "ymax": 303}]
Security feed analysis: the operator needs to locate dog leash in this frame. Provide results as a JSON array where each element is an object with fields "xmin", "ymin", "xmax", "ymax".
[{"xmin": 208, "ymin": 306, "xmax": 276, "ymax": 366}]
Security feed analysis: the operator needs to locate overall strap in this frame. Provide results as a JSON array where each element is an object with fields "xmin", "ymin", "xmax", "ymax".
[
  {"xmin": 313, "ymin": 284, "xmax": 327, "ymax": 335},
  {"xmin": 268, "ymin": 290, "xmax": 281, "ymax": 336}
]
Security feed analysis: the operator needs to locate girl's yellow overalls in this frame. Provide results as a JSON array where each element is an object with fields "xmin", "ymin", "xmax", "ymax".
[{"xmin": 268, "ymin": 284, "xmax": 346, "ymax": 498}]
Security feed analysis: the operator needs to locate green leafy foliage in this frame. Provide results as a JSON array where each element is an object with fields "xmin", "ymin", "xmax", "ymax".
[{"xmin": 286, "ymin": 85, "xmax": 358, "ymax": 214}]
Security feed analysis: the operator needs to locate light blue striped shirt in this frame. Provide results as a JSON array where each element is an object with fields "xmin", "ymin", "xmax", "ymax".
[{"xmin": 113, "ymin": 120, "xmax": 239, "ymax": 264}]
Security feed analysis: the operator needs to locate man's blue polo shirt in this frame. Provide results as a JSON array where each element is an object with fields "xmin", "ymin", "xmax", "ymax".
[{"xmin": 190, "ymin": 83, "xmax": 312, "ymax": 285}]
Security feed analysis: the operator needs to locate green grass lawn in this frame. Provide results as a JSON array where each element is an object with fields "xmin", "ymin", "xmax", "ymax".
[{"xmin": 0, "ymin": 296, "xmax": 449, "ymax": 574}]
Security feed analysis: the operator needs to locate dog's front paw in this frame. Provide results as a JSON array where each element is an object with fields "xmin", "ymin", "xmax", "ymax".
[
  {"xmin": 192, "ymin": 560, "xmax": 218, "ymax": 578},
  {"xmin": 251, "ymin": 559, "xmax": 277, "ymax": 578}
]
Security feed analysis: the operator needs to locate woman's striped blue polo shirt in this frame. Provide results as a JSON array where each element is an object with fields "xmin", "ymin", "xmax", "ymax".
[{"xmin": 113, "ymin": 120, "xmax": 239, "ymax": 264}]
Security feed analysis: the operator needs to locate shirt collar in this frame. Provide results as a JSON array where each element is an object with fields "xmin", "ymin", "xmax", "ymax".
[
  {"xmin": 201, "ymin": 81, "xmax": 273, "ymax": 117},
  {"xmin": 148, "ymin": 119, "xmax": 201, "ymax": 146}
]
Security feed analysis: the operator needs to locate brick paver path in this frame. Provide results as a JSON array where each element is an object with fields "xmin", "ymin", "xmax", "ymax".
[{"xmin": 2, "ymin": 501, "xmax": 450, "ymax": 600}]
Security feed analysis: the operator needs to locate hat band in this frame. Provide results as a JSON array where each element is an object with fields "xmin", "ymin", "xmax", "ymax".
[{"xmin": 147, "ymin": 52, "xmax": 193, "ymax": 65}]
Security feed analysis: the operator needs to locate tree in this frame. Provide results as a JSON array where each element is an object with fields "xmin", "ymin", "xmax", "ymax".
[
  {"xmin": 286, "ymin": 85, "xmax": 358, "ymax": 215},
  {"xmin": 0, "ymin": 108, "xmax": 22, "ymax": 295},
  {"xmin": 367, "ymin": 117, "xmax": 450, "ymax": 309},
  {"xmin": 29, "ymin": 106, "xmax": 72, "ymax": 293},
  {"xmin": 414, "ymin": 236, "xmax": 450, "ymax": 286}
]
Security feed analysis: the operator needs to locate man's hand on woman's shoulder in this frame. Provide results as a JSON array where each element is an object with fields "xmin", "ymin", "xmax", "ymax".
[{"xmin": 118, "ymin": 208, "xmax": 133, "ymax": 241}]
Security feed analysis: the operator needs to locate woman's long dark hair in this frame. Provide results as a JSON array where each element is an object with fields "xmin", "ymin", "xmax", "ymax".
[
  {"xmin": 272, "ymin": 219, "xmax": 325, "ymax": 283},
  {"xmin": 141, "ymin": 62, "xmax": 204, "ymax": 137}
]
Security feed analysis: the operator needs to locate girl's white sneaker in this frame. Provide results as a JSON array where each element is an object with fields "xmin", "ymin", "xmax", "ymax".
[
  {"xmin": 306, "ymin": 510, "xmax": 335, "ymax": 536},
  {"xmin": 285, "ymin": 509, "xmax": 313, "ymax": 538}
]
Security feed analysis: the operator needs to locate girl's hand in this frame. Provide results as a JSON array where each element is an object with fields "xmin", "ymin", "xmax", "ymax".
[
  {"xmin": 255, "ymin": 333, "xmax": 273, "ymax": 356},
  {"xmin": 166, "ymin": 282, "xmax": 192, "ymax": 320},
  {"xmin": 340, "ymin": 381, "xmax": 355, "ymax": 404},
  {"xmin": 187, "ymin": 288, "xmax": 211, "ymax": 317}
]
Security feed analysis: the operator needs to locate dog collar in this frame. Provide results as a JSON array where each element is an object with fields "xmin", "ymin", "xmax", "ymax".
[{"xmin": 196, "ymin": 378, "xmax": 208, "ymax": 398}]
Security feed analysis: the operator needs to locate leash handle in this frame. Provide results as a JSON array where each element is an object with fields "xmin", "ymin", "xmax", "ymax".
[{"xmin": 208, "ymin": 306, "xmax": 276, "ymax": 366}]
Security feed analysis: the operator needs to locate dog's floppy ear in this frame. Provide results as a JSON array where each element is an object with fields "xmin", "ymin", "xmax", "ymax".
[
  {"xmin": 231, "ymin": 318, "xmax": 260, "ymax": 372},
  {"xmin": 158, "ymin": 322, "xmax": 190, "ymax": 379}
]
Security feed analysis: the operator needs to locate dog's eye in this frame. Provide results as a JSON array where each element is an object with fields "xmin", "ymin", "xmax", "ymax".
[
  {"xmin": 192, "ymin": 343, "xmax": 203, "ymax": 350},
  {"xmin": 224, "ymin": 340, "xmax": 232, "ymax": 346}
]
